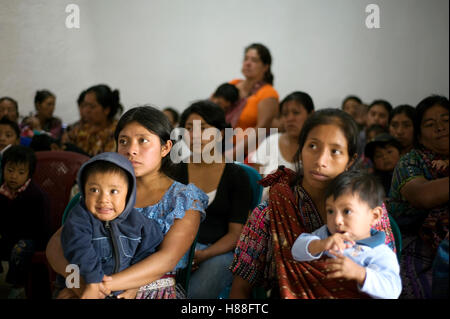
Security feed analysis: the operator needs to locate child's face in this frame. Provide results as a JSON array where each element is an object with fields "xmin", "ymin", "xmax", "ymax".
[
  {"xmin": 373, "ymin": 145, "xmax": 400, "ymax": 171},
  {"xmin": 84, "ymin": 171, "xmax": 128, "ymax": 222},
  {"xmin": 0, "ymin": 124, "xmax": 19, "ymax": 151},
  {"xmin": 326, "ymin": 192, "xmax": 379, "ymax": 241},
  {"xmin": 3, "ymin": 162, "xmax": 30, "ymax": 191}
]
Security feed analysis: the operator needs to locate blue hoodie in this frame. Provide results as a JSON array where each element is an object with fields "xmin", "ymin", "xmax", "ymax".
[{"xmin": 61, "ymin": 152, "xmax": 163, "ymax": 285}]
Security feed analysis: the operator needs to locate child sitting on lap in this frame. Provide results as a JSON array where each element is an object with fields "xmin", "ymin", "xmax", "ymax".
[
  {"xmin": 291, "ymin": 170, "xmax": 402, "ymax": 299},
  {"xmin": 60, "ymin": 152, "xmax": 164, "ymax": 299}
]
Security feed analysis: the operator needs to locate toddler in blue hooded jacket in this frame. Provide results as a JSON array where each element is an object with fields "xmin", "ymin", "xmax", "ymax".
[{"xmin": 60, "ymin": 152, "xmax": 163, "ymax": 299}]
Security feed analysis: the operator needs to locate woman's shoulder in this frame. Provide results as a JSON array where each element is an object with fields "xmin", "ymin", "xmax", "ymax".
[
  {"xmin": 229, "ymin": 78, "xmax": 242, "ymax": 85},
  {"xmin": 256, "ymin": 83, "xmax": 279, "ymax": 99},
  {"xmin": 161, "ymin": 181, "xmax": 209, "ymax": 217},
  {"xmin": 136, "ymin": 181, "xmax": 209, "ymax": 233}
]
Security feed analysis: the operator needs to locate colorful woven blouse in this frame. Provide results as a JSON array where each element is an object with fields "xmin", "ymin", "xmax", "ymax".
[{"xmin": 66, "ymin": 120, "xmax": 117, "ymax": 157}]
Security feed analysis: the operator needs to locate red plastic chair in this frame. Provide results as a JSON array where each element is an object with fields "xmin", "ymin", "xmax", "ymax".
[{"xmin": 26, "ymin": 151, "xmax": 89, "ymax": 299}]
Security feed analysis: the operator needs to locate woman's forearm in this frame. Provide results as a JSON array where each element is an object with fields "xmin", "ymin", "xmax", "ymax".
[
  {"xmin": 229, "ymin": 275, "xmax": 253, "ymax": 299},
  {"xmin": 46, "ymin": 227, "xmax": 70, "ymax": 277},
  {"xmin": 199, "ymin": 233, "xmax": 239, "ymax": 261},
  {"xmin": 106, "ymin": 249, "xmax": 176, "ymax": 291},
  {"xmin": 106, "ymin": 209, "xmax": 201, "ymax": 292},
  {"xmin": 402, "ymin": 176, "xmax": 449, "ymax": 209}
]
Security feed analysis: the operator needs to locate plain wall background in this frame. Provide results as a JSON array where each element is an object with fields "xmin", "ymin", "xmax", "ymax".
[{"xmin": 1, "ymin": 0, "xmax": 448, "ymax": 125}]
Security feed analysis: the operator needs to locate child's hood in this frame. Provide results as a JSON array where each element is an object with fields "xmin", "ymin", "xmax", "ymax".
[{"xmin": 76, "ymin": 152, "xmax": 137, "ymax": 221}]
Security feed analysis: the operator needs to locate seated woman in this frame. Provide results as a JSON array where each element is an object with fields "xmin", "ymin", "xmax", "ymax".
[
  {"xmin": 229, "ymin": 109, "xmax": 397, "ymax": 299},
  {"xmin": 169, "ymin": 100, "xmax": 252, "ymax": 298},
  {"xmin": 20, "ymin": 90, "xmax": 63, "ymax": 140},
  {"xmin": 46, "ymin": 106, "xmax": 209, "ymax": 299},
  {"xmin": 389, "ymin": 104, "xmax": 417, "ymax": 156},
  {"xmin": 225, "ymin": 43, "xmax": 279, "ymax": 160},
  {"xmin": 248, "ymin": 91, "xmax": 314, "ymax": 201},
  {"xmin": 65, "ymin": 84, "xmax": 123, "ymax": 157},
  {"xmin": 387, "ymin": 95, "xmax": 449, "ymax": 299}
]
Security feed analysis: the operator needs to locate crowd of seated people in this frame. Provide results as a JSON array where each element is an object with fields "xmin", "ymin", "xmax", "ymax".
[{"xmin": 0, "ymin": 43, "xmax": 448, "ymax": 300}]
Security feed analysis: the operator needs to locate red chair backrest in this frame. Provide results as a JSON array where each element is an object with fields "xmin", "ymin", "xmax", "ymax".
[{"xmin": 33, "ymin": 151, "xmax": 89, "ymax": 234}]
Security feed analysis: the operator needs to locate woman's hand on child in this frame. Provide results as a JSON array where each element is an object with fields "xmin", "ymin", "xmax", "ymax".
[
  {"xmin": 326, "ymin": 251, "xmax": 366, "ymax": 286},
  {"xmin": 99, "ymin": 275, "xmax": 113, "ymax": 296},
  {"xmin": 81, "ymin": 283, "xmax": 107, "ymax": 299},
  {"xmin": 117, "ymin": 288, "xmax": 139, "ymax": 299}
]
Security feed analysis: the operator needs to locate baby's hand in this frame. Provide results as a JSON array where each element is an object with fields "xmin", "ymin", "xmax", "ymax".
[
  {"xmin": 432, "ymin": 159, "xmax": 449, "ymax": 171},
  {"xmin": 322, "ymin": 232, "xmax": 355, "ymax": 253},
  {"xmin": 308, "ymin": 233, "xmax": 355, "ymax": 256}
]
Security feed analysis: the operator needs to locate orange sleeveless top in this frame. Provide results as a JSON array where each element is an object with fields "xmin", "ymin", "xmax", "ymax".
[{"xmin": 230, "ymin": 79, "xmax": 279, "ymax": 130}]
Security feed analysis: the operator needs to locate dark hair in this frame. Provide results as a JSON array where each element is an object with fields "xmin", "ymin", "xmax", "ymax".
[
  {"xmin": 245, "ymin": 43, "xmax": 274, "ymax": 85},
  {"xmin": 368, "ymin": 99, "xmax": 393, "ymax": 114},
  {"xmin": 1, "ymin": 145, "xmax": 37, "ymax": 179},
  {"xmin": 0, "ymin": 117, "xmax": 20, "ymax": 138},
  {"xmin": 77, "ymin": 90, "xmax": 87, "ymax": 106},
  {"xmin": 114, "ymin": 106, "xmax": 173, "ymax": 175},
  {"xmin": 34, "ymin": 90, "xmax": 55, "ymax": 105},
  {"xmin": 341, "ymin": 95, "xmax": 362, "ymax": 109},
  {"xmin": 180, "ymin": 100, "xmax": 230, "ymax": 131},
  {"xmin": 280, "ymin": 91, "xmax": 315, "ymax": 114},
  {"xmin": 163, "ymin": 107, "xmax": 180, "ymax": 125},
  {"xmin": 325, "ymin": 170, "xmax": 385, "ymax": 209},
  {"xmin": 414, "ymin": 95, "xmax": 450, "ymax": 141},
  {"xmin": 179, "ymin": 100, "xmax": 231, "ymax": 154},
  {"xmin": 366, "ymin": 124, "xmax": 388, "ymax": 141},
  {"xmin": 389, "ymin": 104, "xmax": 416, "ymax": 124},
  {"xmin": 212, "ymin": 83, "xmax": 239, "ymax": 104},
  {"xmin": 86, "ymin": 84, "xmax": 123, "ymax": 120},
  {"xmin": 364, "ymin": 133, "xmax": 402, "ymax": 161},
  {"xmin": 80, "ymin": 160, "xmax": 132, "ymax": 203},
  {"xmin": 294, "ymin": 108, "xmax": 360, "ymax": 176},
  {"xmin": 0, "ymin": 96, "xmax": 19, "ymax": 115},
  {"xmin": 29, "ymin": 134, "xmax": 59, "ymax": 152}
]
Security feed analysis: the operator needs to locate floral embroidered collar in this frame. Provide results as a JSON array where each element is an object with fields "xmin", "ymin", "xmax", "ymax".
[{"xmin": 0, "ymin": 179, "xmax": 31, "ymax": 200}]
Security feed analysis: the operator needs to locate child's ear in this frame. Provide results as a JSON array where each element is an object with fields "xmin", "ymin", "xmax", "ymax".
[{"xmin": 371, "ymin": 206, "xmax": 383, "ymax": 226}]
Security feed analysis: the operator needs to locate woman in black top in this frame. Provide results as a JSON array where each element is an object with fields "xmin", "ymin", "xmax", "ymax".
[{"xmin": 170, "ymin": 100, "xmax": 252, "ymax": 299}]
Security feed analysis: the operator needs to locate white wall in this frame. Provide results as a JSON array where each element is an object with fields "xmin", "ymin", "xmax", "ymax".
[{"xmin": 1, "ymin": 0, "xmax": 448, "ymax": 125}]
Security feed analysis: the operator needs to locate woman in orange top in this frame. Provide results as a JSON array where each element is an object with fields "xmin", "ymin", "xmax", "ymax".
[{"xmin": 226, "ymin": 43, "xmax": 279, "ymax": 159}]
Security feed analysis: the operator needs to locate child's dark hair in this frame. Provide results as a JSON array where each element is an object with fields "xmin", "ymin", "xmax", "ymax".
[
  {"xmin": 1, "ymin": 145, "xmax": 37, "ymax": 179},
  {"xmin": 0, "ymin": 117, "xmax": 20, "ymax": 138},
  {"xmin": 29, "ymin": 134, "xmax": 60, "ymax": 152},
  {"xmin": 325, "ymin": 170, "xmax": 385, "ymax": 209},
  {"xmin": 366, "ymin": 124, "xmax": 388, "ymax": 141},
  {"xmin": 80, "ymin": 160, "xmax": 132, "ymax": 203},
  {"xmin": 212, "ymin": 83, "xmax": 239, "ymax": 104}
]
